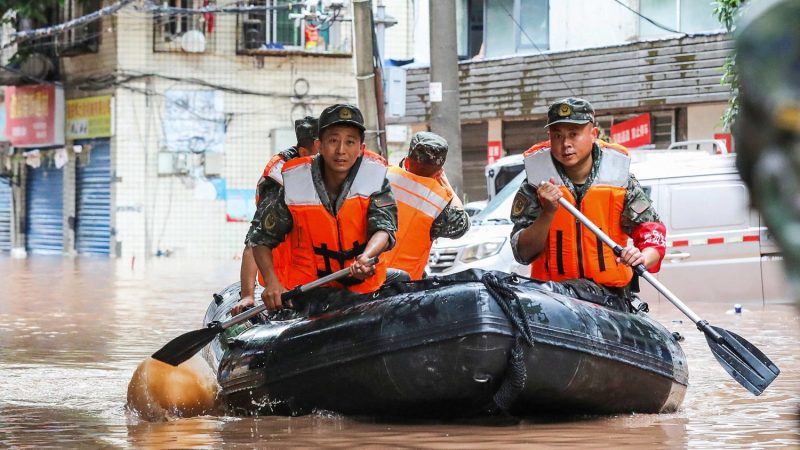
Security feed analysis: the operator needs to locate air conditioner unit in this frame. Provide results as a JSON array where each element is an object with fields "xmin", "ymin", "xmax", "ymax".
[
  {"xmin": 157, "ymin": 151, "xmax": 191, "ymax": 175},
  {"xmin": 243, "ymin": 19, "xmax": 265, "ymax": 50}
]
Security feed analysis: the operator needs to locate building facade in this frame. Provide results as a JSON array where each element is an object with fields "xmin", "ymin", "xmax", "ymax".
[
  {"xmin": 390, "ymin": 0, "xmax": 733, "ymax": 201},
  {"xmin": 1, "ymin": 0, "xmax": 359, "ymax": 259}
]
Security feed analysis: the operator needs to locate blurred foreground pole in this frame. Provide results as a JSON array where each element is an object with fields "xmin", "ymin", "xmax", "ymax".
[
  {"xmin": 429, "ymin": 0, "xmax": 463, "ymax": 195},
  {"xmin": 352, "ymin": 0, "xmax": 382, "ymax": 155}
]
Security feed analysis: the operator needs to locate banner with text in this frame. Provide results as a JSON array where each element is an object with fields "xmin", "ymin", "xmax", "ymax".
[
  {"xmin": 66, "ymin": 95, "xmax": 112, "ymax": 139},
  {"xmin": 4, "ymin": 85, "xmax": 65, "ymax": 148},
  {"xmin": 611, "ymin": 113, "xmax": 652, "ymax": 149}
]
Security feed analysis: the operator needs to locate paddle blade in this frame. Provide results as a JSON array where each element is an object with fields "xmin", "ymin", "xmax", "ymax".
[
  {"xmin": 704, "ymin": 325, "xmax": 780, "ymax": 396},
  {"xmin": 151, "ymin": 325, "xmax": 222, "ymax": 367}
]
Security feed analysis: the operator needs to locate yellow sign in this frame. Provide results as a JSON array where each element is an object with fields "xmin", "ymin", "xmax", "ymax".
[{"xmin": 66, "ymin": 95, "xmax": 112, "ymax": 139}]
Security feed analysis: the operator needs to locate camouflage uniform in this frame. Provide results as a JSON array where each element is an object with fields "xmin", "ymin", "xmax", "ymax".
[
  {"xmin": 247, "ymin": 154, "xmax": 398, "ymax": 250},
  {"xmin": 510, "ymin": 142, "xmax": 660, "ymax": 265},
  {"xmin": 734, "ymin": 0, "xmax": 800, "ymax": 304},
  {"xmin": 404, "ymin": 131, "xmax": 470, "ymax": 240},
  {"xmin": 245, "ymin": 146, "xmax": 300, "ymax": 246}
]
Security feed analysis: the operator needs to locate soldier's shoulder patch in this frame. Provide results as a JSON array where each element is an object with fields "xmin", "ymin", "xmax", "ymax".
[
  {"xmin": 629, "ymin": 197, "xmax": 650, "ymax": 215},
  {"xmin": 262, "ymin": 211, "xmax": 278, "ymax": 230},
  {"xmin": 512, "ymin": 193, "xmax": 528, "ymax": 216},
  {"xmin": 373, "ymin": 191, "xmax": 395, "ymax": 208}
]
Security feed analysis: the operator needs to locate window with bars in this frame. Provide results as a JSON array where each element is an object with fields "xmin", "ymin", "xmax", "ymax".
[
  {"xmin": 236, "ymin": 0, "xmax": 351, "ymax": 55},
  {"xmin": 153, "ymin": 0, "xmax": 214, "ymax": 53},
  {"xmin": 56, "ymin": 0, "xmax": 102, "ymax": 56}
]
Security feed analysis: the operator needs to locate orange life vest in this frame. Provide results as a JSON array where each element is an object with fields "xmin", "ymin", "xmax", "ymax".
[
  {"xmin": 524, "ymin": 141, "xmax": 633, "ymax": 287},
  {"xmin": 384, "ymin": 164, "xmax": 454, "ymax": 280},
  {"xmin": 282, "ymin": 151, "xmax": 388, "ymax": 293},
  {"xmin": 255, "ymin": 153, "xmax": 291, "ymax": 287}
]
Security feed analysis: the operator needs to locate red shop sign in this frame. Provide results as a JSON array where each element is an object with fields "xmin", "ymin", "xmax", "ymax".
[
  {"xmin": 610, "ymin": 113, "xmax": 652, "ymax": 149},
  {"xmin": 4, "ymin": 85, "xmax": 65, "ymax": 148},
  {"xmin": 487, "ymin": 140, "xmax": 502, "ymax": 164}
]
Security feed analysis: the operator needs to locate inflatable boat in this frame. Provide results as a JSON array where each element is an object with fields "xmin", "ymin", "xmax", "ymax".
[{"xmin": 201, "ymin": 270, "xmax": 688, "ymax": 417}]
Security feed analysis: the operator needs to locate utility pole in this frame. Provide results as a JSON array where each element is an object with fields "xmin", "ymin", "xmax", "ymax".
[
  {"xmin": 429, "ymin": 0, "xmax": 463, "ymax": 195},
  {"xmin": 352, "ymin": 0, "xmax": 382, "ymax": 155}
]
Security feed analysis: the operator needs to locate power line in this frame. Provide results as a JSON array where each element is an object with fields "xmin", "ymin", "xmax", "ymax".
[
  {"xmin": 498, "ymin": 1, "xmax": 577, "ymax": 98},
  {"xmin": 611, "ymin": 0, "xmax": 687, "ymax": 36}
]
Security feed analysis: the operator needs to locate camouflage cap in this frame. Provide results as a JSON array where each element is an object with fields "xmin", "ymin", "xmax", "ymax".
[
  {"xmin": 545, "ymin": 97, "xmax": 595, "ymax": 128},
  {"xmin": 318, "ymin": 104, "xmax": 365, "ymax": 133},
  {"xmin": 294, "ymin": 116, "xmax": 319, "ymax": 142},
  {"xmin": 408, "ymin": 131, "xmax": 448, "ymax": 166}
]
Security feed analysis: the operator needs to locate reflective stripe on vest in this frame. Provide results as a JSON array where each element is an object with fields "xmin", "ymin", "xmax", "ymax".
[
  {"xmin": 385, "ymin": 166, "xmax": 454, "ymax": 279},
  {"xmin": 524, "ymin": 144, "xmax": 633, "ymax": 287},
  {"xmin": 265, "ymin": 157, "xmax": 286, "ymax": 185},
  {"xmin": 282, "ymin": 152, "xmax": 388, "ymax": 293}
]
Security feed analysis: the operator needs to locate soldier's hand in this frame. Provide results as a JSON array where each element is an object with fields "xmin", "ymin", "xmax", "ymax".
[
  {"xmin": 617, "ymin": 245, "xmax": 645, "ymax": 267},
  {"xmin": 537, "ymin": 178, "xmax": 562, "ymax": 214},
  {"xmin": 231, "ymin": 295, "xmax": 255, "ymax": 315},
  {"xmin": 260, "ymin": 278, "xmax": 287, "ymax": 311},
  {"xmin": 350, "ymin": 254, "xmax": 376, "ymax": 280}
]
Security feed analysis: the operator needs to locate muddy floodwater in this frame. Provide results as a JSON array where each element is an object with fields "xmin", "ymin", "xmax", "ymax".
[{"xmin": 0, "ymin": 257, "xmax": 797, "ymax": 448}]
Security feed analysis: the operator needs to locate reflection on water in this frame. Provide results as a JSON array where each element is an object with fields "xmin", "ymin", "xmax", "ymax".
[{"xmin": 0, "ymin": 257, "xmax": 797, "ymax": 448}]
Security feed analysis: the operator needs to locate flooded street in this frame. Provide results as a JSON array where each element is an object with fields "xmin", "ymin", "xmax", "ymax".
[{"xmin": 0, "ymin": 256, "xmax": 797, "ymax": 449}]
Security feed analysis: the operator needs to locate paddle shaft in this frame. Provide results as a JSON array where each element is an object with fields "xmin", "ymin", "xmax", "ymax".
[
  {"xmin": 219, "ymin": 256, "xmax": 379, "ymax": 330},
  {"xmin": 556, "ymin": 198, "xmax": 724, "ymax": 339}
]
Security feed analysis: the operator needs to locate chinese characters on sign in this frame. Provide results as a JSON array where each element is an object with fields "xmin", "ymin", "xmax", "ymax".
[
  {"xmin": 487, "ymin": 140, "xmax": 502, "ymax": 164},
  {"xmin": 4, "ymin": 85, "xmax": 65, "ymax": 147},
  {"xmin": 610, "ymin": 113, "xmax": 652, "ymax": 149},
  {"xmin": 66, "ymin": 95, "xmax": 112, "ymax": 139}
]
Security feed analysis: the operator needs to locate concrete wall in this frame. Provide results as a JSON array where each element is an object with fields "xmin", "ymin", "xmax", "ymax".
[
  {"xmin": 687, "ymin": 103, "xmax": 727, "ymax": 141},
  {"xmin": 58, "ymin": 6, "xmax": 358, "ymax": 260}
]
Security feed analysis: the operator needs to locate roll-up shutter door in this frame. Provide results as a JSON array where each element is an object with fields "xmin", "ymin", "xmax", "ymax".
[
  {"xmin": 75, "ymin": 140, "xmax": 111, "ymax": 255},
  {"xmin": 26, "ymin": 163, "xmax": 64, "ymax": 255},
  {"xmin": 0, "ymin": 177, "xmax": 11, "ymax": 253},
  {"xmin": 502, "ymin": 119, "xmax": 548, "ymax": 155},
  {"xmin": 461, "ymin": 122, "xmax": 488, "ymax": 202}
]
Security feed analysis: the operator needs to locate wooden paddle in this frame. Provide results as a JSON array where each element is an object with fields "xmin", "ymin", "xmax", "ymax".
[
  {"xmin": 557, "ymin": 197, "xmax": 780, "ymax": 395},
  {"xmin": 151, "ymin": 257, "xmax": 378, "ymax": 366}
]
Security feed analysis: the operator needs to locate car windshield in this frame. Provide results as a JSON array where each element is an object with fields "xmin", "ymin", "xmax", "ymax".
[{"xmin": 472, "ymin": 171, "xmax": 526, "ymax": 225}]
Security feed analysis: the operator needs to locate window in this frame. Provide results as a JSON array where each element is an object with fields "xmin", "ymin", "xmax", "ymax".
[
  {"xmin": 153, "ymin": 0, "xmax": 215, "ymax": 53},
  {"xmin": 237, "ymin": 0, "xmax": 352, "ymax": 55},
  {"xmin": 456, "ymin": 0, "xmax": 484, "ymax": 59},
  {"xmin": 57, "ymin": 0, "xmax": 102, "ymax": 56},
  {"xmin": 484, "ymin": 0, "xmax": 548, "ymax": 58},
  {"xmin": 640, "ymin": 0, "xmax": 722, "ymax": 37}
]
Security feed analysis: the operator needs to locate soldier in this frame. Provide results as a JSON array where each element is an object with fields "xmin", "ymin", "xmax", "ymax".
[
  {"xmin": 509, "ymin": 97, "xmax": 667, "ymax": 299},
  {"xmin": 383, "ymin": 131, "xmax": 470, "ymax": 280},
  {"xmin": 249, "ymin": 104, "xmax": 398, "ymax": 311},
  {"xmin": 734, "ymin": 0, "xmax": 800, "ymax": 305},
  {"xmin": 233, "ymin": 116, "xmax": 319, "ymax": 315}
]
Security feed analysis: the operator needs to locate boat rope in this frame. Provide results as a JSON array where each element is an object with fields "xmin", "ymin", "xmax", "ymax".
[{"xmin": 481, "ymin": 272, "xmax": 536, "ymax": 413}]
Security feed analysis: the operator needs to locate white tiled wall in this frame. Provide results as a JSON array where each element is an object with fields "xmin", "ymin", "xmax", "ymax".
[{"xmin": 107, "ymin": 10, "xmax": 357, "ymax": 259}]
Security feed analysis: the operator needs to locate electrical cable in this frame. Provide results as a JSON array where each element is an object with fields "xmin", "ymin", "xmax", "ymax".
[
  {"xmin": 498, "ymin": 1, "xmax": 577, "ymax": 98},
  {"xmin": 611, "ymin": 0, "xmax": 688, "ymax": 36}
]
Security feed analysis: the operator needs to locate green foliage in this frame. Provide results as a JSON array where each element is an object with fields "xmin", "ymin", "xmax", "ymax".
[
  {"xmin": 0, "ymin": 0, "xmax": 63, "ymax": 25},
  {"xmin": 713, "ymin": 0, "xmax": 746, "ymax": 131}
]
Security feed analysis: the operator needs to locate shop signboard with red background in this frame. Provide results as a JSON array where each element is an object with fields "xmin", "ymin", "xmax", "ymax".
[
  {"xmin": 610, "ymin": 113, "xmax": 652, "ymax": 149},
  {"xmin": 4, "ymin": 85, "xmax": 65, "ymax": 148},
  {"xmin": 487, "ymin": 140, "xmax": 502, "ymax": 164}
]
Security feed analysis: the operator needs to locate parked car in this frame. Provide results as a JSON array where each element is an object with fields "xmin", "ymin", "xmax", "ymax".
[
  {"xmin": 428, "ymin": 150, "xmax": 786, "ymax": 305},
  {"xmin": 463, "ymin": 200, "xmax": 487, "ymax": 218}
]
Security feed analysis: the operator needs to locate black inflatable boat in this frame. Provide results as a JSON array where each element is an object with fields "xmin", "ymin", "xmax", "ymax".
[{"xmin": 202, "ymin": 271, "xmax": 688, "ymax": 417}]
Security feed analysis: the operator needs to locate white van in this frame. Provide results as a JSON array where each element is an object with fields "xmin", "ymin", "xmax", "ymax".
[{"xmin": 428, "ymin": 151, "xmax": 787, "ymax": 305}]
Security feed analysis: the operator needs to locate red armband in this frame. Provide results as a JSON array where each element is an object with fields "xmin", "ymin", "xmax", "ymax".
[{"xmin": 632, "ymin": 222, "xmax": 667, "ymax": 273}]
